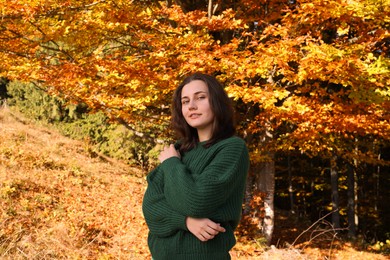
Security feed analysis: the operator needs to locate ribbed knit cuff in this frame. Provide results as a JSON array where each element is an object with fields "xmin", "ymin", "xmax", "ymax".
[
  {"xmin": 170, "ymin": 213, "xmax": 188, "ymax": 231},
  {"xmin": 160, "ymin": 156, "xmax": 181, "ymax": 174}
]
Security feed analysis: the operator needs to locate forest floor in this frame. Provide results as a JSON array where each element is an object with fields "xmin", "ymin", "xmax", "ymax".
[{"xmin": 0, "ymin": 105, "xmax": 388, "ymax": 259}]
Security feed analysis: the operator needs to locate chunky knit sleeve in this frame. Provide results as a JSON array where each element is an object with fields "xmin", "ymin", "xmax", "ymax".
[
  {"xmin": 160, "ymin": 137, "xmax": 249, "ymax": 218},
  {"xmin": 142, "ymin": 167, "xmax": 188, "ymax": 237}
]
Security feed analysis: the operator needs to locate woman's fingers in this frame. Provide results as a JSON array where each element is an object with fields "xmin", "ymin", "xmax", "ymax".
[
  {"xmin": 208, "ymin": 222, "xmax": 226, "ymax": 233},
  {"xmin": 186, "ymin": 217, "xmax": 226, "ymax": 242},
  {"xmin": 158, "ymin": 144, "xmax": 180, "ymax": 162},
  {"xmin": 199, "ymin": 232, "xmax": 213, "ymax": 241},
  {"xmin": 200, "ymin": 225, "xmax": 224, "ymax": 241}
]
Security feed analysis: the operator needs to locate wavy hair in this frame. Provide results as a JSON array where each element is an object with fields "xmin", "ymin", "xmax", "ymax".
[{"xmin": 171, "ymin": 73, "xmax": 235, "ymax": 152}]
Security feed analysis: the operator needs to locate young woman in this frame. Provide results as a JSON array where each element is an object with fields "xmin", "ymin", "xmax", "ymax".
[{"xmin": 142, "ymin": 73, "xmax": 250, "ymax": 259}]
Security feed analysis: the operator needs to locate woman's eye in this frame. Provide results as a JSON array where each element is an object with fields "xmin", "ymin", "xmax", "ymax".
[
  {"xmin": 182, "ymin": 100, "xmax": 189, "ymax": 105},
  {"xmin": 197, "ymin": 96, "xmax": 206, "ymax": 100}
]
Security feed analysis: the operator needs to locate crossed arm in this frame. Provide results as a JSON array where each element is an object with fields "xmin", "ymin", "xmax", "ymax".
[
  {"xmin": 142, "ymin": 166, "xmax": 225, "ymax": 241},
  {"xmin": 143, "ymin": 141, "xmax": 247, "ymax": 241}
]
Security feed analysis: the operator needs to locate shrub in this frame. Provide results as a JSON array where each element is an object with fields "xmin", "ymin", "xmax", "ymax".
[{"xmin": 5, "ymin": 80, "xmax": 159, "ymax": 169}]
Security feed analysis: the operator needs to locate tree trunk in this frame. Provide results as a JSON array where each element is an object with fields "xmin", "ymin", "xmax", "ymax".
[
  {"xmin": 353, "ymin": 139, "xmax": 359, "ymax": 234},
  {"xmin": 257, "ymin": 151, "xmax": 275, "ymax": 245},
  {"xmin": 243, "ymin": 168, "xmax": 255, "ymax": 216},
  {"xmin": 375, "ymin": 152, "xmax": 381, "ymax": 212},
  {"xmin": 288, "ymin": 153, "xmax": 295, "ymax": 214},
  {"xmin": 330, "ymin": 155, "xmax": 340, "ymax": 229},
  {"xmin": 208, "ymin": 0, "xmax": 213, "ymax": 19},
  {"xmin": 347, "ymin": 163, "xmax": 357, "ymax": 238}
]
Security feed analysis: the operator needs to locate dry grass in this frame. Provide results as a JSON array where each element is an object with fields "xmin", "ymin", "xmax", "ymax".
[
  {"xmin": 0, "ymin": 105, "xmax": 388, "ymax": 259},
  {"xmin": 0, "ymin": 106, "xmax": 149, "ymax": 259}
]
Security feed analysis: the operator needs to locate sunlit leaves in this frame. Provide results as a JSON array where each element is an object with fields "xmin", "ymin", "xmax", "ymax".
[
  {"xmin": 0, "ymin": 0, "xmax": 389, "ymax": 165},
  {"xmin": 161, "ymin": 5, "xmax": 244, "ymax": 31},
  {"xmin": 347, "ymin": 0, "xmax": 390, "ymax": 23}
]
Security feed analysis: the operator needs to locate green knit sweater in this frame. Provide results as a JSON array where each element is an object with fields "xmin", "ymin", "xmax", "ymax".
[{"xmin": 142, "ymin": 136, "xmax": 249, "ymax": 260}]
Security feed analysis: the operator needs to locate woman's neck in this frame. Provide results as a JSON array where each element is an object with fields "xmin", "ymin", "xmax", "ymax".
[{"xmin": 197, "ymin": 131, "xmax": 211, "ymax": 142}]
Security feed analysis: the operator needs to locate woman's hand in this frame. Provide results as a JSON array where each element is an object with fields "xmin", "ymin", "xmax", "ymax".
[
  {"xmin": 158, "ymin": 144, "xmax": 180, "ymax": 163},
  {"xmin": 186, "ymin": 217, "xmax": 226, "ymax": 242}
]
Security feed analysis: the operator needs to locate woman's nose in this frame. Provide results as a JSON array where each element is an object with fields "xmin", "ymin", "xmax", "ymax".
[{"xmin": 188, "ymin": 100, "xmax": 197, "ymax": 110}]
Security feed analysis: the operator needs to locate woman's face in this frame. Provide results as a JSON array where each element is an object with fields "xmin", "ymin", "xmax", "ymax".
[{"xmin": 181, "ymin": 80, "xmax": 215, "ymax": 141}]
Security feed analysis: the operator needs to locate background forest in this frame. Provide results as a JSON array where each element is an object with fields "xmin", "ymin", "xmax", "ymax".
[{"xmin": 0, "ymin": 0, "xmax": 389, "ymax": 258}]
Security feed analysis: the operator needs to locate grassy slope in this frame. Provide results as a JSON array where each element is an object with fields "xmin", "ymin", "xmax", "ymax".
[
  {"xmin": 0, "ymin": 106, "xmax": 388, "ymax": 259},
  {"xmin": 0, "ymin": 106, "xmax": 150, "ymax": 259}
]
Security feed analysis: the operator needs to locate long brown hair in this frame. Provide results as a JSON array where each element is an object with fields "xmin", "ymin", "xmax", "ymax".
[{"xmin": 171, "ymin": 73, "xmax": 235, "ymax": 153}]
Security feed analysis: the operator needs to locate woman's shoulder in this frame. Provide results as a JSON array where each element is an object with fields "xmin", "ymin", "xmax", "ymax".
[
  {"xmin": 216, "ymin": 135, "xmax": 247, "ymax": 149},
  {"xmin": 210, "ymin": 136, "xmax": 249, "ymax": 162}
]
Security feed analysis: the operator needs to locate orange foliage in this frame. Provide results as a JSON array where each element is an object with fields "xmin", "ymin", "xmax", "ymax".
[{"xmin": 0, "ymin": 0, "xmax": 389, "ymax": 162}]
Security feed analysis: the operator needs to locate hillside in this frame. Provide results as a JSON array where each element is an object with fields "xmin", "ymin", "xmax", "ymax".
[
  {"xmin": 0, "ymin": 106, "xmax": 150, "ymax": 259},
  {"xmin": 0, "ymin": 105, "xmax": 388, "ymax": 259}
]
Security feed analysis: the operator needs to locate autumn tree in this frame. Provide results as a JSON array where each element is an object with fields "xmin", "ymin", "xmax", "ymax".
[{"xmin": 1, "ymin": 0, "xmax": 389, "ymax": 244}]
